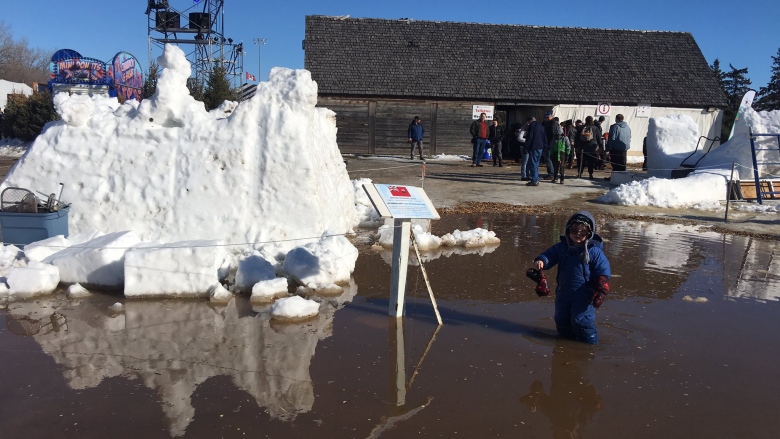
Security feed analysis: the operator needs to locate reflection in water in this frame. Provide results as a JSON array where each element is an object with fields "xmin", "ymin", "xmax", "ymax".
[
  {"xmin": 724, "ymin": 236, "xmax": 780, "ymax": 301},
  {"xmin": 378, "ymin": 245, "xmax": 499, "ymax": 266},
  {"xmin": 5, "ymin": 280, "xmax": 358, "ymax": 437},
  {"xmin": 520, "ymin": 341, "xmax": 601, "ymax": 439}
]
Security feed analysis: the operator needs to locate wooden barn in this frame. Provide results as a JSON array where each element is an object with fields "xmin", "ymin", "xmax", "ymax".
[{"xmin": 303, "ymin": 15, "xmax": 728, "ymax": 159}]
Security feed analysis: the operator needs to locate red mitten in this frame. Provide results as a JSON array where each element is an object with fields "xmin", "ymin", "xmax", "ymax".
[
  {"xmin": 591, "ymin": 275, "xmax": 610, "ymax": 308},
  {"xmin": 525, "ymin": 268, "xmax": 550, "ymax": 296}
]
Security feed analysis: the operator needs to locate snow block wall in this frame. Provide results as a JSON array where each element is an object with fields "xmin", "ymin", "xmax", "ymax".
[
  {"xmin": 647, "ymin": 115, "xmax": 700, "ymax": 178},
  {"xmin": 1, "ymin": 45, "xmax": 356, "ymax": 254}
]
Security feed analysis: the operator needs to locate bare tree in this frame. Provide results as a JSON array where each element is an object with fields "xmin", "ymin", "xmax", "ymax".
[{"xmin": 0, "ymin": 21, "xmax": 52, "ymax": 85}]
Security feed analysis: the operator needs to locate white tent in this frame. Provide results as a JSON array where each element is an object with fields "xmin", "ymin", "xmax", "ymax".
[
  {"xmin": 0, "ymin": 79, "xmax": 34, "ymax": 110},
  {"xmin": 552, "ymin": 104, "xmax": 723, "ymax": 163}
]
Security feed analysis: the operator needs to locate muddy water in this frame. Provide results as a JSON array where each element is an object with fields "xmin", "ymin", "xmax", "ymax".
[{"xmin": 1, "ymin": 213, "xmax": 780, "ymax": 439}]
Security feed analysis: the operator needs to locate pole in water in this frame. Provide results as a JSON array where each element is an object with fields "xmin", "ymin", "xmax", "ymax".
[{"xmin": 410, "ymin": 231, "xmax": 442, "ymax": 325}]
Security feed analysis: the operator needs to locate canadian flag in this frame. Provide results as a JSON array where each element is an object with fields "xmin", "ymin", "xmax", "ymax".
[{"xmin": 246, "ymin": 72, "xmax": 256, "ymax": 82}]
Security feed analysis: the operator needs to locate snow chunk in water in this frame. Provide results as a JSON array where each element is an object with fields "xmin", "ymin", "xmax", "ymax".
[
  {"xmin": 44, "ymin": 231, "xmax": 142, "ymax": 288},
  {"xmin": 124, "ymin": 240, "xmax": 226, "ymax": 298},
  {"xmin": 282, "ymin": 232, "xmax": 357, "ymax": 289},
  {"xmin": 251, "ymin": 278, "xmax": 289, "ymax": 303},
  {"xmin": 234, "ymin": 253, "xmax": 277, "ymax": 293},
  {"xmin": 66, "ymin": 283, "xmax": 91, "ymax": 299},
  {"xmin": 270, "ymin": 295, "xmax": 319, "ymax": 321},
  {"xmin": 440, "ymin": 228, "xmax": 500, "ymax": 247},
  {"xmin": 208, "ymin": 283, "xmax": 232, "ymax": 304},
  {"xmin": 7, "ymin": 261, "xmax": 60, "ymax": 298}
]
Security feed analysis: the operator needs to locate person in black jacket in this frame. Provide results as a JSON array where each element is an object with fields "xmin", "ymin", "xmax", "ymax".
[
  {"xmin": 525, "ymin": 117, "xmax": 548, "ymax": 186},
  {"xmin": 488, "ymin": 119, "xmax": 504, "ymax": 167},
  {"xmin": 575, "ymin": 116, "xmax": 603, "ymax": 179},
  {"xmin": 407, "ymin": 116, "xmax": 424, "ymax": 160}
]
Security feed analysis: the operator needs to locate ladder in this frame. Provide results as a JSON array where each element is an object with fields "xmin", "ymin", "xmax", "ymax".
[{"xmin": 749, "ymin": 128, "xmax": 780, "ymax": 205}]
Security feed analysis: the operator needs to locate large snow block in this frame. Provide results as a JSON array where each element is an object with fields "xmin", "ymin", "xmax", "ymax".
[
  {"xmin": 0, "ymin": 207, "xmax": 69, "ymax": 246},
  {"xmin": 44, "ymin": 230, "xmax": 141, "ymax": 288},
  {"xmin": 7, "ymin": 261, "xmax": 60, "ymax": 298},
  {"xmin": 124, "ymin": 240, "xmax": 225, "ymax": 298}
]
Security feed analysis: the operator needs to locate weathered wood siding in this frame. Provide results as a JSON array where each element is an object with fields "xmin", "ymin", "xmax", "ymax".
[{"xmin": 317, "ymin": 97, "xmax": 493, "ymax": 156}]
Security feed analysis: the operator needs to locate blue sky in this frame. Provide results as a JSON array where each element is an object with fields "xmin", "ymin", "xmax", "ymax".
[{"xmin": 5, "ymin": 0, "xmax": 779, "ymax": 89}]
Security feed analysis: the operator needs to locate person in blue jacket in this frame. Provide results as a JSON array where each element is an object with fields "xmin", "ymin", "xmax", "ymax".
[
  {"xmin": 532, "ymin": 211, "xmax": 611, "ymax": 344},
  {"xmin": 408, "ymin": 116, "xmax": 425, "ymax": 160},
  {"xmin": 524, "ymin": 116, "xmax": 547, "ymax": 186}
]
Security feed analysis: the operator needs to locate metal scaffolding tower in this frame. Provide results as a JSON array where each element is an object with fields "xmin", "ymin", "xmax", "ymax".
[{"xmin": 146, "ymin": 0, "xmax": 244, "ymax": 89}]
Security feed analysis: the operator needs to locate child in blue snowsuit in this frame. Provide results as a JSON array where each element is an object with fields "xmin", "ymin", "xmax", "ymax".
[{"xmin": 533, "ymin": 211, "xmax": 610, "ymax": 344}]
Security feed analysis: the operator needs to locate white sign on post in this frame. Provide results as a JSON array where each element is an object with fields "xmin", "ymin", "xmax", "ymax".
[
  {"xmin": 596, "ymin": 102, "xmax": 612, "ymax": 116},
  {"xmin": 363, "ymin": 183, "xmax": 440, "ymax": 318},
  {"xmin": 637, "ymin": 103, "xmax": 651, "ymax": 118},
  {"xmin": 472, "ymin": 105, "xmax": 495, "ymax": 120}
]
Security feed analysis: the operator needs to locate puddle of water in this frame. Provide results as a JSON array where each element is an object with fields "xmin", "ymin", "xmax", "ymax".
[{"xmin": 1, "ymin": 213, "xmax": 780, "ymax": 438}]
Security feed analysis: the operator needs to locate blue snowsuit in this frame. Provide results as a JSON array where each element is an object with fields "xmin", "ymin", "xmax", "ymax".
[{"xmin": 535, "ymin": 213, "xmax": 610, "ymax": 344}]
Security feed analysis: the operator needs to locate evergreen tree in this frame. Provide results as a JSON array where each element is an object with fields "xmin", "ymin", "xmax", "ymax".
[
  {"xmin": 187, "ymin": 77, "xmax": 204, "ymax": 103},
  {"xmin": 755, "ymin": 48, "xmax": 780, "ymax": 112},
  {"xmin": 720, "ymin": 63, "xmax": 752, "ymax": 140},
  {"xmin": 202, "ymin": 64, "xmax": 237, "ymax": 111},
  {"xmin": 142, "ymin": 63, "xmax": 159, "ymax": 100},
  {"xmin": 710, "ymin": 58, "xmax": 727, "ymax": 96},
  {"xmin": 1, "ymin": 92, "xmax": 59, "ymax": 141}
]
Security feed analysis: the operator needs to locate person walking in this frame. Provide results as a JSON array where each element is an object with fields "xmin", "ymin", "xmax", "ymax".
[
  {"xmin": 541, "ymin": 111, "xmax": 559, "ymax": 178},
  {"xmin": 469, "ymin": 113, "xmax": 489, "ymax": 167},
  {"xmin": 531, "ymin": 211, "xmax": 611, "ymax": 344},
  {"xmin": 524, "ymin": 116, "xmax": 547, "ymax": 186},
  {"xmin": 575, "ymin": 116, "xmax": 603, "ymax": 179},
  {"xmin": 489, "ymin": 119, "xmax": 504, "ymax": 167},
  {"xmin": 606, "ymin": 114, "xmax": 632, "ymax": 172},
  {"xmin": 515, "ymin": 122, "xmax": 530, "ymax": 180},
  {"xmin": 407, "ymin": 116, "xmax": 425, "ymax": 160},
  {"xmin": 551, "ymin": 130, "xmax": 571, "ymax": 184}
]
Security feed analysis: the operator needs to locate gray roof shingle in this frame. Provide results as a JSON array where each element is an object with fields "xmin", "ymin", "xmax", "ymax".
[{"xmin": 304, "ymin": 16, "xmax": 728, "ymax": 108}]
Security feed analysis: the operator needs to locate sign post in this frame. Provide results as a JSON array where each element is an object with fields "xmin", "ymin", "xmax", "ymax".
[{"xmin": 363, "ymin": 183, "xmax": 440, "ymax": 317}]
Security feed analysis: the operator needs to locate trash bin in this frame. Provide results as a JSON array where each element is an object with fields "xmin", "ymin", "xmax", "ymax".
[
  {"xmin": 0, "ymin": 206, "xmax": 70, "ymax": 246},
  {"xmin": 0, "ymin": 187, "xmax": 70, "ymax": 246}
]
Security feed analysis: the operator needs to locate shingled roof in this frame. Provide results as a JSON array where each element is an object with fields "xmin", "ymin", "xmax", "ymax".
[{"xmin": 304, "ymin": 16, "xmax": 727, "ymax": 108}]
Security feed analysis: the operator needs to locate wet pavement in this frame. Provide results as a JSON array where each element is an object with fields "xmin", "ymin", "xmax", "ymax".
[{"xmin": 2, "ymin": 212, "xmax": 780, "ymax": 438}]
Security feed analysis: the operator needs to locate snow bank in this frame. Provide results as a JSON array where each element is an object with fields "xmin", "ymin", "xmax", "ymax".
[
  {"xmin": 123, "ymin": 240, "xmax": 227, "ymax": 298},
  {"xmin": 1, "ymin": 44, "xmax": 357, "ymax": 256},
  {"xmin": 599, "ymin": 170, "xmax": 728, "ymax": 209},
  {"xmin": 647, "ymin": 115, "xmax": 701, "ymax": 178},
  {"xmin": 601, "ymin": 108, "xmax": 780, "ymax": 210}
]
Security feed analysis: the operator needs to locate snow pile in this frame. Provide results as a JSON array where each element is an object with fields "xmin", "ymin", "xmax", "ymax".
[
  {"xmin": 270, "ymin": 295, "xmax": 319, "ymax": 321},
  {"xmin": 1, "ymin": 44, "xmax": 357, "ymax": 256},
  {"xmin": 646, "ymin": 115, "xmax": 701, "ymax": 178},
  {"xmin": 428, "ymin": 154, "xmax": 470, "ymax": 162},
  {"xmin": 123, "ymin": 240, "xmax": 228, "ymax": 298},
  {"xmin": 599, "ymin": 170, "xmax": 728, "ymax": 209},
  {"xmin": 208, "ymin": 282, "xmax": 232, "ymax": 304},
  {"xmin": 375, "ymin": 225, "xmax": 499, "ymax": 249},
  {"xmin": 0, "ymin": 141, "xmax": 27, "ymax": 157},
  {"xmin": 282, "ymin": 232, "xmax": 357, "ymax": 289},
  {"xmin": 601, "ymin": 109, "xmax": 780, "ymax": 210},
  {"xmin": 352, "ymin": 178, "xmax": 382, "ymax": 227},
  {"xmin": 698, "ymin": 108, "xmax": 780, "ymax": 179},
  {"xmin": 23, "ymin": 235, "xmax": 70, "ymax": 262},
  {"xmin": 66, "ymin": 283, "xmax": 91, "ymax": 299}
]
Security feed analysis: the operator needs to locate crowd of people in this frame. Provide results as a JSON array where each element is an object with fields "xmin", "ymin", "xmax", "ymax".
[{"xmin": 408, "ymin": 111, "xmax": 636, "ymax": 181}]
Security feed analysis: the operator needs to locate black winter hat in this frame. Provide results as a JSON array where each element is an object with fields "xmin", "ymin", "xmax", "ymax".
[{"xmin": 565, "ymin": 211, "xmax": 595, "ymax": 240}]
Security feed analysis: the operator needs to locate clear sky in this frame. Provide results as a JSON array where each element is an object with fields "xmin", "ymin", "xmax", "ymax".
[{"xmin": 4, "ymin": 0, "xmax": 779, "ymax": 89}]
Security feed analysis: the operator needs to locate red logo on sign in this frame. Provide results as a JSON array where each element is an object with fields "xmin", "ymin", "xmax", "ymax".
[{"xmin": 389, "ymin": 186, "xmax": 411, "ymax": 197}]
